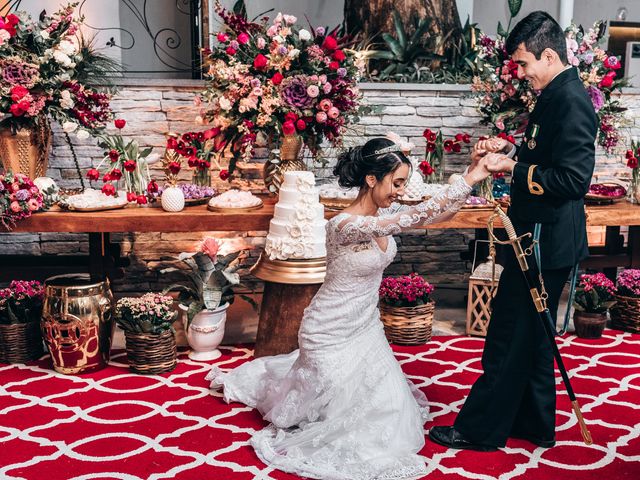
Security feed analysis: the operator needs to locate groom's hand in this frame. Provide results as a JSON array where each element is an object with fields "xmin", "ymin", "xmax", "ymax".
[{"xmin": 484, "ymin": 152, "xmax": 516, "ymax": 173}]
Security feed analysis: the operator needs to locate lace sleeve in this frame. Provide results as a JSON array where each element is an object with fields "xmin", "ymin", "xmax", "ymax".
[{"xmin": 334, "ymin": 176, "xmax": 472, "ymax": 245}]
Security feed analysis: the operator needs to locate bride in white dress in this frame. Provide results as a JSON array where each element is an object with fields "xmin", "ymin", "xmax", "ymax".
[{"xmin": 207, "ymin": 137, "xmax": 491, "ymax": 479}]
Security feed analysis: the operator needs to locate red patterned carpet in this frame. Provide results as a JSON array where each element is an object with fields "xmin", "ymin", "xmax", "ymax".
[{"xmin": 1, "ymin": 330, "xmax": 639, "ymax": 479}]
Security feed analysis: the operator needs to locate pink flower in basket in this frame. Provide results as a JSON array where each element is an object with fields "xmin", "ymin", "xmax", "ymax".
[
  {"xmin": 379, "ymin": 273, "xmax": 434, "ymax": 308},
  {"xmin": 616, "ymin": 269, "xmax": 640, "ymax": 298}
]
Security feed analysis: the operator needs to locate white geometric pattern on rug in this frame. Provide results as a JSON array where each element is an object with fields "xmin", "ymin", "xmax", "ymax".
[{"xmin": 0, "ymin": 331, "xmax": 638, "ymax": 479}]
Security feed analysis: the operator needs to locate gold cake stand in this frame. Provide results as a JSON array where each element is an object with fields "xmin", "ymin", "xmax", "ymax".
[{"xmin": 251, "ymin": 253, "xmax": 326, "ymax": 284}]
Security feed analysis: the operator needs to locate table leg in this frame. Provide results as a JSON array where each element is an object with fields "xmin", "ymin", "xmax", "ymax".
[
  {"xmin": 629, "ymin": 226, "xmax": 640, "ymax": 269},
  {"xmin": 88, "ymin": 233, "xmax": 107, "ymax": 282},
  {"xmin": 254, "ymin": 281, "xmax": 320, "ymax": 358},
  {"xmin": 603, "ymin": 226, "xmax": 622, "ymax": 282}
]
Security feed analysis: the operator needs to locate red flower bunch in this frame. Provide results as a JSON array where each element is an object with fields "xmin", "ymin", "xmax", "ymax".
[
  {"xmin": 379, "ymin": 273, "xmax": 435, "ymax": 307},
  {"xmin": 0, "ymin": 280, "xmax": 44, "ymax": 324},
  {"xmin": 165, "ymin": 127, "xmax": 222, "ymax": 185},
  {"xmin": 0, "ymin": 172, "xmax": 44, "ymax": 230},
  {"xmin": 419, "ymin": 129, "xmax": 471, "ymax": 183},
  {"xmin": 625, "ymin": 138, "xmax": 640, "ymax": 197}
]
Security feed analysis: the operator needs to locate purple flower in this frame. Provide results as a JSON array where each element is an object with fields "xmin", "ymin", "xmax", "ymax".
[
  {"xmin": 229, "ymin": 40, "xmax": 239, "ymax": 50},
  {"xmin": 337, "ymin": 67, "xmax": 347, "ymax": 77},
  {"xmin": 587, "ymin": 86, "xmax": 605, "ymax": 112},
  {"xmin": 582, "ymin": 52, "xmax": 594, "ymax": 65},
  {"xmin": 315, "ymin": 26, "xmax": 325, "ymax": 36},
  {"xmin": 278, "ymin": 45, "xmax": 288, "ymax": 56},
  {"xmin": 15, "ymin": 189, "xmax": 30, "ymax": 201},
  {"xmin": 250, "ymin": 78, "xmax": 261, "ymax": 88},
  {"xmin": 281, "ymin": 76, "xmax": 313, "ymax": 108}
]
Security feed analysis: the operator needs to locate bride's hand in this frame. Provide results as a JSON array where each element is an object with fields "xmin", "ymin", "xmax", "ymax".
[{"xmin": 484, "ymin": 152, "xmax": 516, "ymax": 173}]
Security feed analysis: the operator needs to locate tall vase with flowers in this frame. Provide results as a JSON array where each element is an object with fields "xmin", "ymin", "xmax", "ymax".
[
  {"xmin": 378, "ymin": 273, "xmax": 435, "ymax": 345},
  {"xmin": 86, "ymin": 119, "xmax": 161, "ymax": 205},
  {"xmin": 624, "ymin": 138, "xmax": 640, "ymax": 204},
  {"xmin": 0, "ymin": 280, "xmax": 45, "ymax": 363},
  {"xmin": 0, "ymin": 4, "xmax": 116, "ymax": 181},
  {"xmin": 200, "ymin": 2, "xmax": 367, "ymax": 191},
  {"xmin": 572, "ymin": 273, "xmax": 616, "ymax": 338},
  {"xmin": 419, "ymin": 128, "xmax": 471, "ymax": 185},
  {"xmin": 165, "ymin": 128, "xmax": 223, "ymax": 186}
]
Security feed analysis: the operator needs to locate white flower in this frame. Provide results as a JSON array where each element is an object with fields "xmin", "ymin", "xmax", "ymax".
[
  {"xmin": 62, "ymin": 121, "xmax": 78, "ymax": 133},
  {"xmin": 283, "ymin": 14, "xmax": 297, "ymax": 25},
  {"xmin": 306, "ymin": 85, "xmax": 319, "ymax": 98},
  {"xmin": 274, "ymin": 13, "xmax": 283, "ymax": 24},
  {"xmin": 257, "ymin": 37, "xmax": 266, "ymax": 49},
  {"xmin": 76, "ymin": 129, "xmax": 90, "ymax": 140},
  {"xmin": 0, "ymin": 30, "xmax": 11, "ymax": 45},
  {"xmin": 288, "ymin": 48, "xmax": 300, "ymax": 59},
  {"xmin": 53, "ymin": 50, "xmax": 72, "ymax": 67},
  {"xmin": 59, "ymin": 90, "xmax": 74, "ymax": 109},
  {"xmin": 58, "ymin": 38, "xmax": 78, "ymax": 56},
  {"xmin": 298, "ymin": 29, "xmax": 311, "ymax": 41},
  {"xmin": 218, "ymin": 96, "xmax": 232, "ymax": 111},
  {"xmin": 273, "ymin": 35, "xmax": 284, "ymax": 44},
  {"xmin": 40, "ymin": 30, "xmax": 50, "ymax": 40}
]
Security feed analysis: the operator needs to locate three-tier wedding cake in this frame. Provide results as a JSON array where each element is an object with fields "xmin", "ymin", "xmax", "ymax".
[{"xmin": 265, "ymin": 171, "xmax": 327, "ymax": 260}]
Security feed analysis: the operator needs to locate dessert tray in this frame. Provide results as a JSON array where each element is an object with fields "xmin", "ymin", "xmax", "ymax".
[
  {"xmin": 207, "ymin": 201, "xmax": 263, "ymax": 213},
  {"xmin": 461, "ymin": 196, "xmax": 496, "ymax": 210},
  {"xmin": 320, "ymin": 197, "xmax": 352, "ymax": 210},
  {"xmin": 585, "ymin": 183, "xmax": 627, "ymax": 204},
  {"xmin": 59, "ymin": 189, "xmax": 128, "ymax": 212},
  {"xmin": 207, "ymin": 190, "xmax": 264, "ymax": 212}
]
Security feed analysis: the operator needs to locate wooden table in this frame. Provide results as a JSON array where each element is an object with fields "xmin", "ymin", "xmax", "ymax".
[{"xmin": 5, "ymin": 199, "xmax": 640, "ymax": 280}]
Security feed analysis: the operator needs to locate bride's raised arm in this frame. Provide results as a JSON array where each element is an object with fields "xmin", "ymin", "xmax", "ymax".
[{"xmin": 334, "ymin": 176, "xmax": 472, "ymax": 244}]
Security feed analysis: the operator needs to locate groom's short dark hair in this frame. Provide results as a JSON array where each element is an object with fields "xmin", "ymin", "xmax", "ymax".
[{"xmin": 506, "ymin": 11, "xmax": 568, "ymax": 64}]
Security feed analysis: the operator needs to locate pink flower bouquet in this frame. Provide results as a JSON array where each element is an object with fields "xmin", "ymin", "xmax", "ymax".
[{"xmin": 379, "ymin": 273, "xmax": 435, "ymax": 308}]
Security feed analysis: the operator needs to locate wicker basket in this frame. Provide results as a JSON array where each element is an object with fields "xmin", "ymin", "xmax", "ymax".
[
  {"xmin": 610, "ymin": 294, "xmax": 640, "ymax": 334},
  {"xmin": 0, "ymin": 321, "xmax": 44, "ymax": 364},
  {"xmin": 124, "ymin": 330, "xmax": 177, "ymax": 374},
  {"xmin": 379, "ymin": 302, "xmax": 435, "ymax": 345}
]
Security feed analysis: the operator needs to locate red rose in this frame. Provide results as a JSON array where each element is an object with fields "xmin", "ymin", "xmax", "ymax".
[
  {"xmin": 86, "ymin": 168, "xmax": 100, "ymax": 181},
  {"xmin": 17, "ymin": 99, "xmax": 30, "ymax": 111},
  {"xmin": 5, "ymin": 13, "xmax": 19, "ymax": 26},
  {"xmin": 600, "ymin": 75, "xmax": 614, "ymax": 88},
  {"xmin": 271, "ymin": 72, "xmax": 284, "ymax": 85},
  {"xmin": 147, "ymin": 180, "xmax": 158, "ymax": 193},
  {"xmin": 284, "ymin": 112, "xmax": 299, "ymax": 122},
  {"xmin": 282, "ymin": 120, "xmax": 296, "ymax": 136},
  {"xmin": 168, "ymin": 161, "xmax": 181, "ymax": 175},
  {"xmin": 627, "ymin": 150, "xmax": 635, "ymax": 159},
  {"xmin": 126, "ymin": 192, "xmax": 137, "ymax": 202},
  {"xmin": 329, "ymin": 61, "xmax": 339, "ymax": 70},
  {"xmin": 296, "ymin": 119, "xmax": 306, "ymax": 131},
  {"xmin": 322, "ymin": 36, "xmax": 338, "ymax": 51},
  {"xmin": 204, "ymin": 127, "xmax": 221, "ymax": 140},
  {"xmin": 9, "ymin": 104, "xmax": 24, "ymax": 116},
  {"xmin": 226, "ymin": 46, "xmax": 237, "ymax": 55},
  {"xmin": 108, "ymin": 149, "xmax": 119, "ymax": 162},
  {"xmin": 10, "ymin": 85, "xmax": 28, "ymax": 101},
  {"xmin": 219, "ymin": 169, "xmax": 230, "ymax": 180},
  {"xmin": 114, "ymin": 119, "xmax": 126, "ymax": 129},
  {"xmin": 136, "ymin": 195, "xmax": 148, "ymax": 205},
  {"xmin": 604, "ymin": 56, "xmax": 621, "ymax": 70},
  {"xmin": 109, "ymin": 168, "xmax": 123, "ymax": 180},
  {"xmin": 101, "ymin": 184, "xmax": 116, "ymax": 196},
  {"xmin": 332, "ymin": 50, "xmax": 346, "ymax": 62},
  {"xmin": 253, "ymin": 53, "xmax": 268, "ymax": 69}
]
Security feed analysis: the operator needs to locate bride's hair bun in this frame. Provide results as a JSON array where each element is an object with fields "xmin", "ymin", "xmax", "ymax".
[{"xmin": 333, "ymin": 138, "xmax": 411, "ymax": 189}]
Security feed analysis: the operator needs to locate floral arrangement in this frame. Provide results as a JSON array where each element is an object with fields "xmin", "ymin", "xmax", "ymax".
[
  {"xmin": 115, "ymin": 293, "xmax": 176, "ymax": 334},
  {"xmin": 199, "ymin": 3, "xmax": 366, "ymax": 178},
  {"xmin": 379, "ymin": 273, "xmax": 435, "ymax": 308},
  {"xmin": 162, "ymin": 237, "xmax": 256, "ymax": 326},
  {"xmin": 472, "ymin": 21, "xmax": 626, "ymax": 153},
  {"xmin": 573, "ymin": 273, "xmax": 617, "ymax": 313},
  {"xmin": 158, "ymin": 183, "xmax": 215, "ymax": 200},
  {"xmin": 616, "ymin": 269, "xmax": 640, "ymax": 298},
  {"xmin": 0, "ymin": 171, "xmax": 46, "ymax": 230},
  {"xmin": 419, "ymin": 128, "xmax": 471, "ymax": 184},
  {"xmin": 0, "ymin": 3, "xmax": 113, "ymax": 135},
  {"xmin": 0, "ymin": 280, "xmax": 44, "ymax": 324},
  {"xmin": 625, "ymin": 138, "xmax": 640, "ymax": 199},
  {"xmin": 86, "ymin": 119, "xmax": 160, "ymax": 204},
  {"xmin": 165, "ymin": 128, "xmax": 224, "ymax": 185}
]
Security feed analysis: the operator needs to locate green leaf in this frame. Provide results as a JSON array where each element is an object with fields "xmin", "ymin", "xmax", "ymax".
[
  {"xmin": 382, "ymin": 34, "xmax": 404, "ymax": 59},
  {"xmin": 186, "ymin": 301, "xmax": 204, "ymax": 328},
  {"xmin": 392, "ymin": 10, "xmax": 407, "ymax": 49},
  {"xmin": 497, "ymin": 21, "xmax": 507, "ymax": 38},
  {"xmin": 508, "ymin": 0, "xmax": 523, "ymax": 18}
]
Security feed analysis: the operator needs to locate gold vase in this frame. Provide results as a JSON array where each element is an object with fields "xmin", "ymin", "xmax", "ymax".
[
  {"xmin": 264, "ymin": 134, "xmax": 306, "ymax": 194},
  {"xmin": 0, "ymin": 116, "xmax": 51, "ymax": 178}
]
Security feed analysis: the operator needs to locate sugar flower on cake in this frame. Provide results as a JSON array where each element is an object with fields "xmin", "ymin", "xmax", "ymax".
[{"xmin": 199, "ymin": 2, "xmax": 367, "ymax": 179}]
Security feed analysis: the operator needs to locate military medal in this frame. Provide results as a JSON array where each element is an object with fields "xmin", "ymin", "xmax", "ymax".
[{"xmin": 528, "ymin": 124, "xmax": 539, "ymax": 150}]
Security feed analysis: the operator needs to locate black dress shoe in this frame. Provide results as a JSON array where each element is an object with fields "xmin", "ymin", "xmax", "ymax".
[
  {"xmin": 510, "ymin": 433, "xmax": 556, "ymax": 448},
  {"xmin": 428, "ymin": 426, "xmax": 498, "ymax": 452}
]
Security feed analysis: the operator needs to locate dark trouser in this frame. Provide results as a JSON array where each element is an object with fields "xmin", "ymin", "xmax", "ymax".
[{"xmin": 454, "ymin": 251, "xmax": 571, "ymax": 447}]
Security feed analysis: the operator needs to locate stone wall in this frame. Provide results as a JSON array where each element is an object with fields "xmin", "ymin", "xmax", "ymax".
[{"xmin": 3, "ymin": 80, "xmax": 639, "ymax": 303}]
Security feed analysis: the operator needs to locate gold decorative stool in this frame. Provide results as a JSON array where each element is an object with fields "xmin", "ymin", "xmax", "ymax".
[
  {"xmin": 251, "ymin": 254, "xmax": 325, "ymax": 357},
  {"xmin": 41, "ymin": 274, "xmax": 115, "ymax": 374},
  {"xmin": 466, "ymin": 257, "xmax": 503, "ymax": 336}
]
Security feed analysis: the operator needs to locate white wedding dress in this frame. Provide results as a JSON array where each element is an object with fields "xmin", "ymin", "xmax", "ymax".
[{"xmin": 207, "ymin": 176, "xmax": 472, "ymax": 480}]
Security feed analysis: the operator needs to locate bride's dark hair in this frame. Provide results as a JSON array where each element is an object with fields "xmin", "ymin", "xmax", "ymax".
[{"xmin": 333, "ymin": 138, "xmax": 411, "ymax": 189}]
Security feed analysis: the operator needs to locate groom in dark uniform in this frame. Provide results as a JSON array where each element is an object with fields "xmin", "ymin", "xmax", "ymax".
[{"xmin": 429, "ymin": 11, "xmax": 597, "ymax": 450}]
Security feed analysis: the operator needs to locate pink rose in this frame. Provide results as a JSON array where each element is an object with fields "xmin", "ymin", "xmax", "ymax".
[
  {"xmin": 27, "ymin": 198, "xmax": 39, "ymax": 211},
  {"xmin": 318, "ymin": 99, "xmax": 332, "ymax": 112},
  {"xmin": 237, "ymin": 32, "xmax": 250, "ymax": 44},
  {"xmin": 200, "ymin": 237, "xmax": 220, "ymax": 262},
  {"xmin": 216, "ymin": 32, "xmax": 228, "ymax": 42},
  {"xmin": 322, "ymin": 82, "xmax": 332, "ymax": 94},
  {"xmin": 256, "ymin": 37, "xmax": 266, "ymax": 49},
  {"xmin": 315, "ymin": 111, "xmax": 327, "ymax": 123},
  {"xmin": 328, "ymin": 107, "xmax": 340, "ymax": 119},
  {"xmin": 10, "ymin": 201, "xmax": 21, "ymax": 213},
  {"xmin": 306, "ymin": 85, "xmax": 320, "ymax": 98}
]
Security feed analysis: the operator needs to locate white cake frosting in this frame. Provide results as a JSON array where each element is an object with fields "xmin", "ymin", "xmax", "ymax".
[{"xmin": 265, "ymin": 171, "xmax": 327, "ymax": 260}]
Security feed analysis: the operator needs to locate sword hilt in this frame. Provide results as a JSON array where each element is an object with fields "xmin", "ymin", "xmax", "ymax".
[{"xmin": 493, "ymin": 206, "xmax": 529, "ymax": 272}]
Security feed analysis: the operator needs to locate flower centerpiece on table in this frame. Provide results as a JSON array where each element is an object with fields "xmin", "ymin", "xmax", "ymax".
[
  {"xmin": 0, "ymin": 171, "xmax": 49, "ymax": 230},
  {"xmin": 573, "ymin": 273, "xmax": 617, "ymax": 314},
  {"xmin": 624, "ymin": 137, "xmax": 640, "ymax": 203},
  {"xmin": 162, "ymin": 237, "xmax": 256, "ymax": 327},
  {"xmin": 378, "ymin": 273, "xmax": 436, "ymax": 344},
  {"xmin": 165, "ymin": 128, "xmax": 224, "ymax": 186},
  {"xmin": 472, "ymin": 20, "xmax": 627, "ymax": 153},
  {"xmin": 0, "ymin": 280, "xmax": 44, "ymax": 324},
  {"xmin": 200, "ymin": 2, "xmax": 366, "ymax": 184},
  {"xmin": 419, "ymin": 128, "xmax": 471, "ymax": 185},
  {"xmin": 85, "ymin": 119, "xmax": 161, "ymax": 205}
]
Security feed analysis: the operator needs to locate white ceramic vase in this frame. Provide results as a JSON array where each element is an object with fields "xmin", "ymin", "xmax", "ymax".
[
  {"xmin": 161, "ymin": 186, "xmax": 185, "ymax": 212},
  {"xmin": 180, "ymin": 303, "xmax": 229, "ymax": 361}
]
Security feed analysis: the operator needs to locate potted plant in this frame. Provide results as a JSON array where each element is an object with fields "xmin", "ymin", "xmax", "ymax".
[
  {"xmin": 378, "ymin": 273, "xmax": 435, "ymax": 345},
  {"xmin": 610, "ymin": 269, "xmax": 640, "ymax": 334},
  {"xmin": 162, "ymin": 237, "xmax": 256, "ymax": 361},
  {"xmin": 0, "ymin": 280, "xmax": 45, "ymax": 363},
  {"xmin": 115, "ymin": 293, "xmax": 177, "ymax": 374},
  {"xmin": 572, "ymin": 273, "xmax": 617, "ymax": 339}
]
